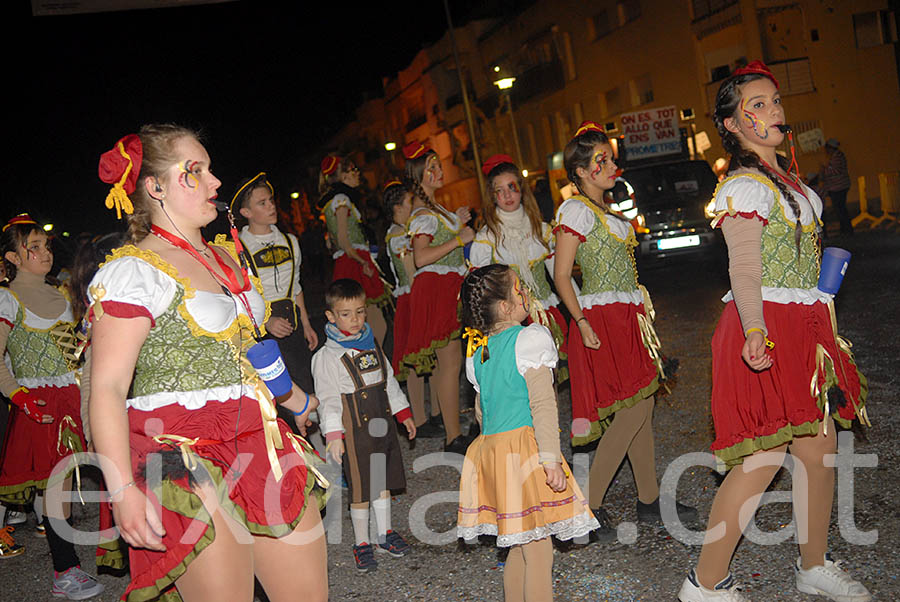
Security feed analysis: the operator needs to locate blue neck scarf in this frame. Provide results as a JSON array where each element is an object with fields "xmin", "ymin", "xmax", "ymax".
[{"xmin": 325, "ymin": 321, "xmax": 375, "ymax": 350}]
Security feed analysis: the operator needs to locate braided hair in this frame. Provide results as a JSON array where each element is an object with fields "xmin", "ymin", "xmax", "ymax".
[
  {"xmin": 460, "ymin": 264, "xmax": 514, "ymax": 361},
  {"xmin": 713, "ymin": 73, "xmax": 803, "ymax": 253},
  {"xmin": 563, "ymin": 129, "xmax": 628, "ymax": 222},
  {"xmin": 403, "ymin": 149, "xmax": 454, "ymax": 221}
]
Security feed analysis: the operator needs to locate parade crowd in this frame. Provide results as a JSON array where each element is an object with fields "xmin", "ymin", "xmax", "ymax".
[{"xmin": 0, "ymin": 61, "xmax": 872, "ymax": 602}]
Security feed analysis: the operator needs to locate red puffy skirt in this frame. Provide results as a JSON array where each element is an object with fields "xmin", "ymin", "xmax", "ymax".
[
  {"xmin": 710, "ymin": 300, "xmax": 867, "ymax": 469},
  {"xmin": 392, "ymin": 292, "xmax": 411, "ymax": 379},
  {"xmin": 0, "ymin": 383, "xmax": 85, "ymax": 504},
  {"xmin": 122, "ymin": 396, "xmax": 323, "ymax": 602},
  {"xmin": 333, "ymin": 251, "xmax": 389, "ymax": 306},
  {"xmin": 567, "ymin": 303, "xmax": 659, "ymax": 445},
  {"xmin": 402, "ymin": 270, "xmax": 463, "ymax": 375}
]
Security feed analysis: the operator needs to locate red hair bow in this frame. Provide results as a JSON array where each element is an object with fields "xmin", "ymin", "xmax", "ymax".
[
  {"xmin": 481, "ymin": 154, "xmax": 515, "ymax": 176},
  {"xmin": 321, "ymin": 156, "xmax": 341, "ymax": 176},
  {"xmin": 573, "ymin": 121, "xmax": 604, "ymax": 138},
  {"xmin": 402, "ymin": 141, "xmax": 429, "ymax": 160},
  {"xmin": 732, "ymin": 60, "xmax": 779, "ymax": 89}
]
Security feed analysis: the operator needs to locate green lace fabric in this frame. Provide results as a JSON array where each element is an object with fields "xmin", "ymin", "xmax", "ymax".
[
  {"xmin": 132, "ymin": 286, "xmax": 241, "ymax": 398},
  {"xmin": 526, "ymin": 260, "xmax": 553, "ymax": 301},
  {"xmin": 573, "ymin": 204, "xmax": 639, "ymax": 295},
  {"xmin": 428, "ymin": 212, "xmax": 465, "ymax": 268},
  {"xmin": 5, "ymin": 300, "xmax": 72, "ymax": 380},
  {"xmin": 323, "ymin": 197, "xmax": 367, "ymax": 248},
  {"xmin": 760, "ymin": 196, "xmax": 819, "ymax": 289}
]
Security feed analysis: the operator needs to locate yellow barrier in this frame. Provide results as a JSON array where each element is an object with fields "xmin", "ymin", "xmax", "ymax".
[
  {"xmin": 851, "ymin": 175, "xmax": 877, "ymax": 228},
  {"xmin": 872, "ymin": 171, "xmax": 898, "ymax": 228}
]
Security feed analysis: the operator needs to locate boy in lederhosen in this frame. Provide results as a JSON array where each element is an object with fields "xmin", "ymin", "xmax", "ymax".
[{"xmin": 312, "ymin": 279, "xmax": 417, "ymax": 573}]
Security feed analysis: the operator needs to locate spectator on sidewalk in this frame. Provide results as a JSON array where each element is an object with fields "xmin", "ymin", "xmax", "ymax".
[{"xmin": 819, "ymin": 138, "xmax": 854, "ymax": 235}]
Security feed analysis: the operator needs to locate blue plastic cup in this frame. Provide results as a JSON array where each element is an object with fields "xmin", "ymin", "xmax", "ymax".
[
  {"xmin": 246, "ymin": 339, "xmax": 292, "ymax": 397},
  {"xmin": 818, "ymin": 247, "xmax": 851, "ymax": 295}
]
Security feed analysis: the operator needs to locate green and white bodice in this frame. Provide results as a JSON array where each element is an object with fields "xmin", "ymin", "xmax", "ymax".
[
  {"xmin": 470, "ymin": 221, "xmax": 561, "ymax": 309},
  {"xmin": 322, "ymin": 193, "xmax": 368, "ymax": 258},
  {"xmin": 712, "ymin": 172, "xmax": 827, "ymax": 305},
  {"xmin": 88, "ymin": 246, "xmax": 271, "ymax": 411},
  {"xmin": 555, "ymin": 196, "xmax": 642, "ymax": 309},
  {"xmin": 386, "ymin": 223, "xmax": 413, "ymax": 297},
  {"xmin": 0, "ymin": 288, "xmax": 77, "ymax": 389},
  {"xmin": 407, "ymin": 206, "xmax": 466, "ymax": 276}
]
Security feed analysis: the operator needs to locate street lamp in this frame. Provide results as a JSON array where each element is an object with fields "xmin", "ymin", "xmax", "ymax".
[
  {"xmin": 384, "ymin": 141, "xmax": 397, "ymax": 151},
  {"xmin": 493, "ymin": 75, "xmax": 525, "ymax": 171},
  {"xmin": 43, "ymin": 223, "xmax": 53, "ymax": 232}
]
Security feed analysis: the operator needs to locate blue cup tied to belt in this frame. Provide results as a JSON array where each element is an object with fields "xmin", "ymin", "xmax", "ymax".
[
  {"xmin": 818, "ymin": 247, "xmax": 851, "ymax": 295},
  {"xmin": 246, "ymin": 339, "xmax": 293, "ymax": 397}
]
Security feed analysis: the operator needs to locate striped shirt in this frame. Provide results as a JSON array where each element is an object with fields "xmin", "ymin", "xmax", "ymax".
[{"xmin": 822, "ymin": 148, "xmax": 850, "ymax": 192}]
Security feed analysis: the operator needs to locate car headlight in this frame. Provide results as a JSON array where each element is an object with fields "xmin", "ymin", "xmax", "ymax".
[{"xmin": 704, "ymin": 198, "xmax": 717, "ymax": 219}]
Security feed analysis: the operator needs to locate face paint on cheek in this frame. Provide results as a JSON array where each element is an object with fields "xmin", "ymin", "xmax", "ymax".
[
  {"xmin": 740, "ymin": 98, "xmax": 769, "ymax": 140},
  {"xmin": 513, "ymin": 277, "xmax": 529, "ymax": 312},
  {"xmin": 591, "ymin": 151, "xmax": 608, "ymax": 178},
  {"xmin": 179, "ymin": 161, "xmax": 200, "ymax": 189}
]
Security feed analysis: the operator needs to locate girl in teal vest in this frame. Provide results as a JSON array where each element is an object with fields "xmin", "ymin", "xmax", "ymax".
[{"xmin": 457, "ymin": 264, "xmax": 597, "ymax": 602}]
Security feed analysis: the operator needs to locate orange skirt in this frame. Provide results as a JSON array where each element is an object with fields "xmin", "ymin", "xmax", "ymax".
[{"xmin": 457, "ymin": 425, "xmax": 597, "ymax": 546}]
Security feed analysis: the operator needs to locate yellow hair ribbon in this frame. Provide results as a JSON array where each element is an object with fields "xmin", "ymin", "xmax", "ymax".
[
  {"xmin": 104, "ymin": 141, "xmax": 135, "ymax": 220},
  {"xmin": 464, "ymin": 327, "xmax": 489, "ymax": 362}
]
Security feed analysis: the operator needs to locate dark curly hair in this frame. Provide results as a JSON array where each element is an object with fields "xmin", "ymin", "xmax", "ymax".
[
  {"xmin": 460, "ymin": 264, "xmax": 514, "ymax": 361},
  {"xmin": 713, "ymin": 73, "xmax": 802, "ymax": 253},
  {"xmin": 562, "ymin": 129, "xmax": 627, "ymax": 222}
]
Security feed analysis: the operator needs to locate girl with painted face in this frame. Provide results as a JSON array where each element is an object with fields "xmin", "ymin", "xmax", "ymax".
[
  {"xmin": 469, "ymin": 154, "xmax": 570, "ymax": 379},
  {"xmin": 457, "ymin": 265, "xmax": 598, "ymax": 602},
  {"xmin": 0, "ymin": 214, "xmax": 103, "ymax": 597},
  {"xmin": 91, "ymin": 125, "xmax": 328, "ymax": 602},
  {"xmin": 554, "ymin": 122, "xmax": 697, "ymax": 543},
  {"xmin": 318, "ymin": 155, "xmax": 389, "ymax": 344},
  {"xmin": 677, "ymin": 62, "xmax": 870, "ymax": 602},
  {"xmin": 401, "ymin": 141, "xmax": 475, "ymax": 454}
]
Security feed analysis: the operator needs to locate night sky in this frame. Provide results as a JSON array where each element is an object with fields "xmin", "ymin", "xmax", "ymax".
[{"xmin": 8, "ymin": 0, "xmax": 525, "ymax": 241}]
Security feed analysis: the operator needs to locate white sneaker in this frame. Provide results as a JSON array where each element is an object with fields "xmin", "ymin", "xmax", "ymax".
[
  {"xmin": 5, "ymin": 510, "xmax": 26, "ymax": 526},
  {"xmin": 678, "ymin": 568, "xmax": 748, "ymax": 601},
  {"xmin": 795, "ymin": 555, "xmax": 871, "ymax": 602},
  {"xmin": 51, "ymin": 566, "xmax": 105, "ymax": 600}
]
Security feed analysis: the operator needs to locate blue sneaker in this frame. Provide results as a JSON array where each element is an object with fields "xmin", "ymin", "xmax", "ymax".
[
  {"xmin": 377, "ymin": 530, "xmax": 411, "ymax": 557},
  {"xmin": 353, "ymin": 543, "xmax": 378, "ymax": 573}
]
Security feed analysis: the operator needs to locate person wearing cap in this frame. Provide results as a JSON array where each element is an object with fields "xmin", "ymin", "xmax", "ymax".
[
  {"xmin": 677, "ymin": 62, "xmax": 869, "ymax": 602},
  {"xmin": 317, "ymin": 155, "xmax": 389, "ymax": 345},
  {"xmin": 554, "ymin": 122, "xmax": 697, "ymax": 546},
  {"xmin": 469, "ymin": 154, "xmax": 571, "ymax": 380},
  {"xmin": 0, "ymin": 214, "xmax": 101, "ymax": 596},
  {"xmin": 818, "ymin": 138, "xmax": 854, "ymax": 236},
  {"xmin": 401, "ymin": 141, "xmax": 475, "ymax": 454},
  {"xmin": 231, "ymin": 172, "xmax": 318, "ymax": 434},
  {"xmin": 90, "ymin": 125, "xmax": 328, "ymax": 602}
]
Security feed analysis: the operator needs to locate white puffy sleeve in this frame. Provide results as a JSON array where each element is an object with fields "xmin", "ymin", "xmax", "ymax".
[
  {"xmin": 554, "ymin": 198, "xmax": 595, "ymax": 241},
  {"xmin": 0, "ymin": 289, "xmax": 19, "ymax": 328},
  {"xmin": 88, "ymin": 255, "xmax": 177, "ymax": 327},
  {"xmin": 713, "ymin": 175, "xmax": 776, "ymax": 225},
  {"xmin": 515, "ymin": 324, "xmax": 558, "ymax": 375},
  {"xmin": 465, "ymin": 355, "xmax": 479, "ymax": 393},
  {"xmin": 407, "ymin": 211, "xmax": 439, "ymax": 240},
  {"xmin": 469, "ymin": 227, "xmax": 494, "ymax": 268}
]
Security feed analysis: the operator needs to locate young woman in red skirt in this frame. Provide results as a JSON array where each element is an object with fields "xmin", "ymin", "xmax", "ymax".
[
  {"xmin": 554, "ymin": 122, "xmax": 697, "ymax": 542},
  {"xmin": 318, "ymin": 155, "xmax": 389, "ymax": 343},
  {"xmin": 469, "ymin": 154, "xmax": 570, "ymax": 379},
  {"xmin": 401, "ymin": 141, "xmax": 474, "ymax": 453},
  {"xmin": 678, "ymin": 62, "xmax": 870, "ymax": 602},
  {"xmin": 90, "ymin": 125, "xmax": 328, "ymax": 602},
  {"xmin": 0, "ymin": 214, "xmax": 101, "ymax": 597}
]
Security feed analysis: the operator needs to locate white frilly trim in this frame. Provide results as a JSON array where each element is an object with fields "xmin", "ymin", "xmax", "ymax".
[
  {"xmin": 578, "ymin": 289, "xmax": 642, "ymax": 309},
  {"xmin": 515, "ymin": 324, "xmax": 558, "ymax": 374},
  {"xmin": 18, "ymin": 372, "xmax": 78, "ymax": 389},
  {"xmin": 458, "ymin": 510, "xmax": 600, "ymax": 547},
  {"xmin": 415, "ymin": 263, "xmax": 467, "ymax": 277},
  {"xmin": 721, "ymin": 286, "xmax": 833, "ymax": 305},
  {"xmin": 332, "ymin": 244, "xmax": 371, "ymax": 260},
  {"xmin": 126, "ymin": 383, "xmax": 255, "ymax": 411},
  {"xmin": 392, "ymin": 284, "xmax": 411, "ymax": 297}
]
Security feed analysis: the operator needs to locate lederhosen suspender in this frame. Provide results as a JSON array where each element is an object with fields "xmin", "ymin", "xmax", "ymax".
[{"xmin": 239, "ymin": 232, "xmax": 299, "ymax": 326}]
